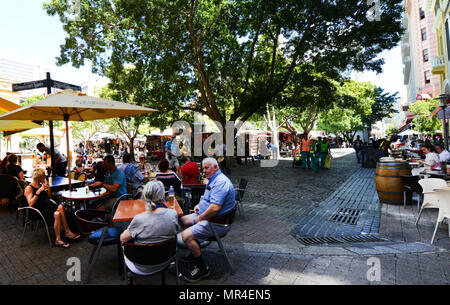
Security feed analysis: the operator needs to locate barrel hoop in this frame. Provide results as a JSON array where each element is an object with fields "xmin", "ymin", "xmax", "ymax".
[
  {"xmin": 375, "ymin": 174, "xmax": 407, "ymax": 178},
  {"xmin": 377, "ymin": 190, "xmax": 403, "ymax": 195}
]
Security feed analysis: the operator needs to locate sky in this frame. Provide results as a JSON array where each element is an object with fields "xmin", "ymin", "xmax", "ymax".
[
  {"xmin": 0, "ymin": 0, "xmax": 95, "ymax": 85},
  {"xmin": 0, "ymin": 0, "xmax": 405, "ymax": 102}
]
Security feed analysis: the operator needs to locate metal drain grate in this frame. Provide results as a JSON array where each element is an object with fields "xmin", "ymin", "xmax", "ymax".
[
  {"xmin": 330, "ymin": 208, "xmax": 361, "ymax": 225},
  {"xmin": 295, "ymin": 234, "xmax": 386, "ymax": 246}
]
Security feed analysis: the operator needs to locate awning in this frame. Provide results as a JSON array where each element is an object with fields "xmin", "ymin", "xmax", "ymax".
[{"xmin": 398, "ymin": 118, "xmax": 413, "ymax": 132}]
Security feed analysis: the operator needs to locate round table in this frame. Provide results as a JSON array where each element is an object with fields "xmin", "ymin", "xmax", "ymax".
[{"xmin": 61, "ymin": 187, "xmax": 108, "ymax": 210}]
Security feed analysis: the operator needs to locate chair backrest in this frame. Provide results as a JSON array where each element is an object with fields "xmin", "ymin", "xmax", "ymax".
[
  {"xmin": 236, "ymin": 178, "xmax": 248, "ymax": 201},
  {"xmin": 123, "ymin": 238, "xmax": 177, "ymax": 266},
  {"xmin": 434, "ymin": 189, "xmax": 450, "ymax": 221},
  {"xmin": 74, "ymin": 209, "xmax": 109, "ymax": 233},
  {"xmin": 209, "ymin": 207, "xmax": 236, "ymax": 225},
  {"xmin": 70, "ymin": 171, "xmax": 76, "ymax": 180},
  {"xmin": 418, "ymin": 178, "xmax": 447, "ymax": 193},
  {"xmin": 0, "ymin": 174, "xmax": 19, "ymax": 198},
  {"xmin": 77, "ymin": 173, "xmax": 86, "ymax": 182}
]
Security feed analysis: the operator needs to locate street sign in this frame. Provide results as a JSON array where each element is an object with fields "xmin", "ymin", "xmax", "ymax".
[
  {"xmin": 12, "ymin": 75, "xmax": 81, "ymax": 92},
  {"xmin": 12, "ymin": 80, "xmax": 47, "ymax": 92},
  {"xmin": 52, "ymin": 80, "xmax": 81, "ymax": 91}
]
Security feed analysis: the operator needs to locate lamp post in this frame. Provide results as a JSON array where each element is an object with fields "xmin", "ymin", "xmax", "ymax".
[{"xmin": 438, "ymin": 94, "xmax": 449, "ymax": 150}]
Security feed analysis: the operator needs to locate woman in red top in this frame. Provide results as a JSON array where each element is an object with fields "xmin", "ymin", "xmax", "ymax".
[{"xmin": 180, "ymin": 156, "xmax": 200, "ymax": 185}]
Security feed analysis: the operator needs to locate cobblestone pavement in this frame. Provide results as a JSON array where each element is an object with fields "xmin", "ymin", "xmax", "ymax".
[{"xmin": 0, "ymin": 148, "xmax": 449, "ymax": 285}]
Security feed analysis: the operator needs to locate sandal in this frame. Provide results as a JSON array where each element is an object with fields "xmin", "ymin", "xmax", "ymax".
[
  {"xmin": 55, "ymin": 242, "xmax": 70, "ymax": 248},
  {"xmin": 65, "ymin": 233, "xmax": 81, "ymax": 241}
]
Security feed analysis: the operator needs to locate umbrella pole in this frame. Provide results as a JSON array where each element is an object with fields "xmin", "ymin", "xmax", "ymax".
[
  {"xmin": 65, "ymin": 119, "xmax": 71, "ymax": 190},
  {"xmin": 49, "ymin": 121, "xmax": 57, "ymax": 178}
]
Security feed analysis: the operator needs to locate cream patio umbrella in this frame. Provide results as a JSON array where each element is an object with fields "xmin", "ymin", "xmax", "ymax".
[
  {"xmin": 0, "ymin": 97, "xmax": 42, "ymax": 156},
  {"xmin": 0, "ymin": 90, "xmax": 158, "ymax": 188}
]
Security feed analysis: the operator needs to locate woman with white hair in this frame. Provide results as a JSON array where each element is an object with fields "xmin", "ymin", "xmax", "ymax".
[{"xmin": 120, "ymin": 180, "xmax": 180, "ymax": 275}]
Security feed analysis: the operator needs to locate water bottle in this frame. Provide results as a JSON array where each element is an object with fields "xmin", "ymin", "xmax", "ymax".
[{"xmin": 168, "ymin": 185, "xmax": 175, "ymax": 209}]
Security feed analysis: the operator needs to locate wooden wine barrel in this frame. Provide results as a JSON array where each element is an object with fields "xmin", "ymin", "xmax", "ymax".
[{"xmin": 375, "ymin": 161, "xmax": 411, "ymax": 204}]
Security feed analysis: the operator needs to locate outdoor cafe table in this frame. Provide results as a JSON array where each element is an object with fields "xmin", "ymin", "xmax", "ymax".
[
  {"xmin": 61, "ymin": 187, "xmax": 109, "ymax": 210},
  {"xmin": 112, "ymin": 199, "xmax": 184, "ymax": 223},
  {"xmin": 25, "ymin": 176, "xmax": 84, "ymax": 192},
  {"xmin": 419, "ymin": 170, "xmax": 450, "ymax": 180}
]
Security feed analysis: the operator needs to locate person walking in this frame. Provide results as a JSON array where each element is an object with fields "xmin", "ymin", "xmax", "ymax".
[
  {"xmin": 301, "ymin": 133, "xmax": 311, "ymax": 169},
  {"xmin": 353, "ymin": 135, "xmax": 363, "ymax": 164},
  {"xmin": 309, "ymin": 138, "xmax": 320, "ymax": 172},
  {"xmin": 319, "ymin": 136, "xmax": 331, "ymax": 169}
]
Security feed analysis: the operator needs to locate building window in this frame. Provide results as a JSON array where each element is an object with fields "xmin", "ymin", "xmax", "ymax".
[
  {"xmin": 423, "ymin": 49, "xmax": 429, "ymax": 62},
  {"xmin": 425, "ymin": 71, "xmax": 431, "ymax": 84},
  {"xmin": 420, "ymin": 8, "xmax": 425, "ymax": 19},
  {"xmin": 421, "ymin": 28, "xmax": 427, "ymax": 41}
]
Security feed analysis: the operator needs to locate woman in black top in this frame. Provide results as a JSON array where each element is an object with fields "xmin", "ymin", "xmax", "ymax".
[{"xmin": 24, "ymin": 168, "xmax": 80, "ymax": 248}]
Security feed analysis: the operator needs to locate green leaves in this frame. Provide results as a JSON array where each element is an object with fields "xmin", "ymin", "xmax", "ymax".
[
  {"xmin": 409, "ymin": 99, "xmax": 441, "ymax": 134},
  {"xmin": 44, "ymin": 0, "xmax": 403, "ymax": 127}
]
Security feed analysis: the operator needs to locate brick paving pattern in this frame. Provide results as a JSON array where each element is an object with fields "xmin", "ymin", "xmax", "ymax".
[{"xmin": 0, "ymin": 149, "xmax": 449, "ymax": 285}]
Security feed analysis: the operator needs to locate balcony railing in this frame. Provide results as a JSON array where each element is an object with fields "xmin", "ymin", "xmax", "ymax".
[{"xmin": 431, "ymin": 55, "xmax": 445, "ymax": 74}]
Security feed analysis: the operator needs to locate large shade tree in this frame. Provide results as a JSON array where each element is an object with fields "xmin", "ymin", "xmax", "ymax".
[{"xmin": 44, "ymin": 0, "xmax": 403, "ymax": 133}]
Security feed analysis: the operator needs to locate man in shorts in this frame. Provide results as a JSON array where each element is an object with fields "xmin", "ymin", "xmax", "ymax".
[
  {"xmin": 165, "ymin": 136, "xmax": 180, "ymax": 176},
  {"xmin": 179, "ymin": 157, "xmax": 236, "ymax": 282}
]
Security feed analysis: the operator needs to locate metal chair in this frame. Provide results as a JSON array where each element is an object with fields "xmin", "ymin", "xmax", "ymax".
[
  {"xmin": 235, "ymin": 178, "xmax": 248, "ymax": 216},
  {"xmin": 401, "ymin": 175, "xmax": 422, "ymax": 211},
  {"xmin": 17, "ymin": 194, "xmax": 54, "ymax": 248},
  {"xmin": 123, "ymin": 238, "xmax": 180, "ymax": 285},
  {"xmin": 180, "ymin": 185, "xmax": 206, "ymax": 214},
  {"xmin": 74, "ymin": 209, "xmax": 124, "ymax": 282},
  {"xmin": 0, "ymin": 174, "xmax": 20, "ymax": 209},
  {"xmin": 177, "ymin": 207, "xmax": 237, "ymax": 275}
]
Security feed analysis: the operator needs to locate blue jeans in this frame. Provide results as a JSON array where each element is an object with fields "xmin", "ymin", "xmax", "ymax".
[{"xmin": 355, "ymin": 150, "xmax": 362, "ymax": 163}]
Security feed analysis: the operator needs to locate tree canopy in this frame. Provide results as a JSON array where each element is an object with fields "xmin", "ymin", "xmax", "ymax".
[
  {"xmin": 44, "ymin": 0, "xmax": 403, "ymax": 130},
  {"xmin": 409, "ymin": 99, "xmax": 441, "ymax": 134}
]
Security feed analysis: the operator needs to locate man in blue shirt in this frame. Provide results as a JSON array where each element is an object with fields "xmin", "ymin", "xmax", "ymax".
[
  {"xmin": 165, "ymin": 136, "xmax": 180, "ymax": 176},
  {"xmin": 90, "ymin": 154, "xmax": 127, "ymax": 211},
  {"xmin": 180, "ymin": 157, "xmax": 236, "ymax": 282}
]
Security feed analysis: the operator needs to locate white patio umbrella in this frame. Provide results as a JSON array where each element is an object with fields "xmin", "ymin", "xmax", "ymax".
[
  {"xmin": 0, "ymin": 90, "xmax": 157, "ymax": 188},
  {"xmin": 398, "ymin": 129, "xmax": 422, "ymax": 136}
]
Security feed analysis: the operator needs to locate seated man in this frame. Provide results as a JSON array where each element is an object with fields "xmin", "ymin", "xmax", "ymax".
[
  {"xmin": 179, "ymin": 157, "xmax": 236, "ymax": 283},
  {"xmin": 89, "ymin": 155, "xmax": 128, "ymax": 211},
  {"xmin": 118, "ymin": 153, "xmax": 144, "ymax": 194}
]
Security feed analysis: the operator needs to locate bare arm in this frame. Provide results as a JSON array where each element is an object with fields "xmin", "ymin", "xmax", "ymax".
[
  {"xmin": 120, "ymin": 229, "xmax": 132, "ymax": 243},
  {"xmin": 195, "ymin": 203, "xmax": 221, "ymax": 223}
]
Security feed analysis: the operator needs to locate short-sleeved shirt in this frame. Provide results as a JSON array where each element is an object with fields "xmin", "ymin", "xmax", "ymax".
[
  {"xmin": 198, "ymin": 170, "xmax": 235, "ymax": 216},
  {"xmin": 165, "ymin": 140, "xmax": 177, "ymax": 156},
  {"xmin": 54, "ymin": 148, "xmax": 67, "ymax": 163},
  {"xmin": 127, "ymin": 209, "xmax": 180, "ymax": 244},
  {"xmin": 105, "ymin": 168, "xmax": 127, "ymax": 198}
]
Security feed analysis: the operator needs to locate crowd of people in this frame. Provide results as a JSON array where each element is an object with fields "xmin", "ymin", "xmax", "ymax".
[
  {"xmin": 293, "ymin": 133, "xmax": 332, "ymax": 172},
  {"xmin": 1, "ymin": 136, "xmax": 236, "ymax": 283}
]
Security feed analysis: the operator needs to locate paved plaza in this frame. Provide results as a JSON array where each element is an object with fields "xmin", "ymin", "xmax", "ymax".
[{"xmin": 0, "ymin": 148, "xmax": 449, "ymax": 285}]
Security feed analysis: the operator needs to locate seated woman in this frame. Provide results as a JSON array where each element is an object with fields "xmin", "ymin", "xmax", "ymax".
[
  {"xmin": 5, "ymin": 154, "xmax": 25, "ymax": 181},
  {"xmin": 156, "ymin": 158, "xmax": 182, "ymax": 195},
  {"xmin": 24, "ymin": 168, "xmax": 80, "ymax": 248},
  {"xmin": 411, "ymin": 143, "xmax": 440, "ymax": 176},
  {"xmin": 180, "ymin": 156, "xmax": 200, "ymax": 185},
  {"xmin": 5, "ymin": 154, "xmax": 27, "ymax": 191},
  {"xmin": 138, "ymin": 153, "xmax": 151, "ymax": 173},
  {"xmin": 72, "ymin": 158, "xmax": 84, "ymax": 179},
  {"xmin": 120, "ymin": 180, "xmax": 180, "ymax": 275}
]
